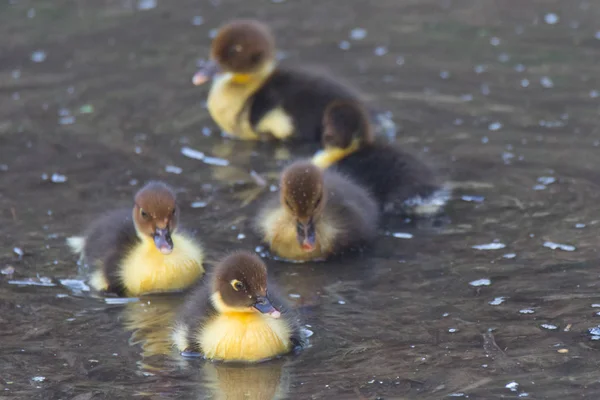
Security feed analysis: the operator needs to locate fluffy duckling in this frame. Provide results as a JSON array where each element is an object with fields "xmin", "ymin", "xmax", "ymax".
[
  {"xmin": 254, "ymin": 160, "xmax": 378, "ymax": 262},
  {"xmin": 193, "ymin": 19, "xmax": 365, "ymax": 142},
  {"xmin": 67, "ymin": 181, "xmax": 204, "ymax": 297},
  {"xmin": 172, "ymin": 252, "xmax": 300, "ymax": 363},
  {"xmin": 313, "ymin": 101, "xmax": 449, "ymax": 216}
]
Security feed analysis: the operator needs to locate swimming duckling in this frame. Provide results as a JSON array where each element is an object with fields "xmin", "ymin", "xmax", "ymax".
[
  {"xmin": 254, "ymin": 160, "xmax": 378, "ymax": 262},
  {"xmin": 172, "ymin": 252, "xmax": 300, "ymax": 363},
  {"xmin": 193, "ymin": 19, "xmax": 366, "ymax": 142},
  {"xmin": 67, "ymin": 181, "xmax": 204, "ymax": 297},
  {"xmin": 313, "ymin": 101, "xmax": 449, "ymax": 216}
]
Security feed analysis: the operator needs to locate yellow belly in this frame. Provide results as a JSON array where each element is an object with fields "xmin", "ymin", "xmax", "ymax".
[
  {"xmin": 259, "ymin": 208, "xmax": 336, "ymax": 262},
  {"xmin": 120, "ymin": 233, "xmax": 204, "ymax": 296},
  {"xmin": 199, "ymin": 312, "xmax": 291, "ymax": 362}
]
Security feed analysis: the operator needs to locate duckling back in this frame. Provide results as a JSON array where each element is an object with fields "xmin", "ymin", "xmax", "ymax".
[{"xmin": 333, "ymin": 141, "xmax": 448, "ymax": 216}]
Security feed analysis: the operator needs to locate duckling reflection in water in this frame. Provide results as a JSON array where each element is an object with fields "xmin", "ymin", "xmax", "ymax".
[
  {"xmin": 254, "ymin": 160, "xmax": 379, "ymax": 262},
  {"xmin": 200, "ymin": 359, "xmax": 290, "ymax": 400},
  {"xmin": 313, "ymin": 101, "xmax": 450, "ymax": 216},
  {"xmin": 172, "ymin": 252, "xmax": 302, "ymax": 363},
  {"xmin": 192, "ymin": 19, "xmax": 369, "ymax": 142},
  {"xmin": 67, "ymin": 181, "xmax": 205, "ymax": 297}
]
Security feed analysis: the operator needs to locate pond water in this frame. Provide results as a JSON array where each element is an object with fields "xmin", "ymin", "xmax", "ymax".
[{"xmin": 2, "ymin": 0, "xmax": 600, "ymax": 398}]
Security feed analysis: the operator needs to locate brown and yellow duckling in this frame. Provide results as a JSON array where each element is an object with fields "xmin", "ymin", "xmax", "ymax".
[
  {"xmin": 172, "ymin": 252, "xmax": 301, "ymax": 363},
  {"xmin": 313, "ymin": 101, "xmax": 449, "ymax": 217},
  {"xmin": 192, "ymin": 19, "xmax": 365, "ymax": 142},
  {"xmin": 254, "ymin": 160, "xmax": 379, "ymax": 262},
  {"xmin": 67, "ymin": 181, "xmax": 204, "ymax": 297}
]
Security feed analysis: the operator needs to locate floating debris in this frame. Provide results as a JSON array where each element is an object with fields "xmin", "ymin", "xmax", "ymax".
[
  {"xmin": 540, "ymin": 76, "xmax": 554, "ymax": 88},
  {"xmin": 59, "ymin": 279, "xmax": 90, "ymax": 292},
  {"xmin": 288, "ymin": 293, "xmax": 301, "ymax": 299},
  {"xmin": 104, "ymin": 297, "xmax": 139, "ymax": 305},
  {"xmin": 537, "ymin": 176, "xmax": 555, "ymax": 185},
  {"xmin": 51, "ymin": 173, "xmax": 67, "ymax": 183},
  {"xmin": 557, "ymin": 348, "xmax": 568, "ymax": 354},
  {"xmin": 202, "ymin": 156, "xmax": 230, "ymax": 166},
  {"xmin": 489, "ymin": 297, "xmax": 507, "ymax": 306},
  {"xmin": 461, "ymin": 195, "xmax": 484, "ymax": 203},
  {"xmin": 544, "ymin": 13, "xmax": 559, "ymax": 24},
  {"xmin": 543, "ymin": 241, "xmax": 576, "ymax": 252},
  {"xmin": 349, "ymin": 28, "xmax": 367, "ymax": 40},
  {"xmin": 392, "ymin": 232, "xmax": 413, "ymax": 239},
  {"xmin": 339, "ymin": 40, "xmax": 351, "ymax": 50},
  {"xmin": 1, "ymin": 266, "xmax": 15, "ymax": 275},
  {"xmin": 472, "ymin": 242, "xmax": 506, "ymax": 250},
  {"xmin": 488, "ymin": 122, "xmax": 502, "ymax": 131},
  {"xmin": 137, "ymin": 0, "xmax": 157, "ymax": 10},
  {"xmin": 236, "ymin": 233, "xmax": 245, "ymax": 240},
  {"xmin": 79, "ymin": 104, "xmax": 94, "ymax": 114},
  {"xmin": 13, "ymin": 247, "xmax": 24, "ymax": 257},
  {"xmin": 165, "ymin": 165, "xmax": 182, "ymax": 174},
  {"xmin": 301, "ymin": 327, "xmax": 314, "ymax": 338},
  {"xmin": 541, "ymin": 324, "xmax": 558, "ymax": 330},
  {"xmin": 448, "ymin": 328, "xmax": 458, "ymax": 333},
  {"xmin": 31, "ymin": 50, "xmax": 47, "ymax": 63},
  {"xmin": 519, "ymin": 309, "xmax": 535, "ymax": 314},
  {"xmin": 181, "ymin": 146, "xmax": 205, "ymax": 160},
  {"xmin": 589, "ymin": 326, "xmax": 600, "ymax": 338},
  {"xmin": 503, "ymin": 253, "xmax": 516, "ymax": 259},
  {"xmin": 9, "ymin": 277, "xmax": 55, "ymax": 287},
  {"xmin": 337, "ymin": 300, "xmax": 346, "ymax": 305},
  {"xmin": 190, "ymin": 201, "xmax": 207, "ymax": 208},
  {"xmin": 31, "ymin": 376, "xmax": 45, "ymax": 382},
  {"xmin": 505, "ymin": 382, "xmax": 519, "ymax": 392},
  {"xmin": 374, "ymin": 46, "xmax": 388, "ymax": 56},
  {"xmin": 469, "ymin": 278, "xmax": 491, "ymax": 287}
]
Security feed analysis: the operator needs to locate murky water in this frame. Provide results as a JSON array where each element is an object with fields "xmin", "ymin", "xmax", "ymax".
[{"xmin": 2, "ymin": 0, "xmax": 600, "ymax": 398}]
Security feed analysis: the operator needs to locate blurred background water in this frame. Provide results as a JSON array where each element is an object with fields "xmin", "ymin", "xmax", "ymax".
[{"xmin": 2, "ymin": 0, "xmax": 600, "ymax": 398}]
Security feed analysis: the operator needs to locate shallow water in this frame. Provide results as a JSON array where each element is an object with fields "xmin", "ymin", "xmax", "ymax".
[{"xmin": 2, "ymin": 0, "xmax": 600, "ymax": 398}]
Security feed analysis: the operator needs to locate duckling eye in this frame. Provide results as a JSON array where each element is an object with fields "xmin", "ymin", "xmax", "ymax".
[
  {"xmin": 231, "ymin": 279, "xmax": 244, "ymax": 291},
  {"xmin": 140, "ymin": 209, "xmax": 150, "ymax": 220}
]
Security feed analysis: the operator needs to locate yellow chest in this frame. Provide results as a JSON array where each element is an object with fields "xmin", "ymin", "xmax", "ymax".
[
  {"xmin": 207, "ymin": 75, "xmax": 261, "ymax": 140},
  {"xmin": 199, "ymin": 312, "xmax": 291, "ymax": 362},
  {"xmin": 120, "ymin": 233, "xmax": 204, "ymax": 296},
  {"xmin": 260, "ymin": 208, "xmax": 337, "ymax": 262}
]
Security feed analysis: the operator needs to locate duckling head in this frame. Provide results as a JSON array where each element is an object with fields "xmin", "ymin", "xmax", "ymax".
[
  {"xmin": 132, "ymin": 181, "xmax": 178, "ymax": 255},
  {"xmin": 280, "ymin": 161, "xmax": 326, "ymax": 252},
  {"xmin": 193, "ymin": 19, "xmax": 275, "ymax": 86},
  {"xmin": 212, "ymin": 252, "xmax": 281, "ymax": 318},
  {"xmin": 322, "ymin": 100, "xmax": 374, "ymax": 149}
]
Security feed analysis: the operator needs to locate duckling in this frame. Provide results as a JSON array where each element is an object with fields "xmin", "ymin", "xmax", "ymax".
[
  {"xmin": 313, "ymin": 101, "xmax": 449, "ymax": 216},
  {"xmin": 254, "ymin": 160, "xmax": 378, "ymax": 262},
  {"xmin": 172, "ymin": 252, "xmax": 301, "ymax": 363},
  {"xmin": 192, "ymin": 19, "xmax": 366, "ymax": 142},
  {"xmin": 67, "ymin": 181, "xmax": 204, "ymax": 297}
]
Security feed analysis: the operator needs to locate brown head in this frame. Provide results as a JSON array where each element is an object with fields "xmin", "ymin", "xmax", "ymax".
[
  {"xmin": 280, "ymin": 161, "xmax": 326, "ymax": 252},
  {"xmin": 192, "ymin": 19, "xmax": 276, "ymax": 85},
  {"xmin": 322, "ymin": 100, "xmax": 374, "ymax": 149},
  {"xmin": 132, "ymin": 181, "xmax": 178, "ymax": 255},
  {"xmin": 211, "ymin": 252, "xmax": 281, "ymax": 318}
]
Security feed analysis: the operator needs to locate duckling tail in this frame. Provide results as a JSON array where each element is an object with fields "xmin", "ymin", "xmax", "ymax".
[{"xmin": 66, "ymin": 236, "xmax": 86, "ymax": 254}]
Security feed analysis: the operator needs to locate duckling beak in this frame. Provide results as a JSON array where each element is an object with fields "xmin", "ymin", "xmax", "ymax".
[
  {"xmin": 253, "ymin": 296, "xmax": 281, "ymax": 319},
  {"xmin": 192, "ymin": 60, "xmax": 221, "ymax": 85},
  {"xmin": 153, "ymin": 228, "xmax": 173, "ymax": 255},
  {"xmin": 296, "ymin": 220, "xmax": 316, "ymax": 252}
]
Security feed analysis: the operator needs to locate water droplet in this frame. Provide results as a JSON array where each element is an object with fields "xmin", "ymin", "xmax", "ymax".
[
  {"xmin": 439, "ymin": 70, "xmax": 450, "ymax": 79},
  {"xmin": 481, "ymin": 136, "xmax": 489, "ymax": 144},
  {"xmin": 503, "ymin": 253, "xmax": 516, "ymax": 259},
  {"xmin": 236, "ymin": 233, "xmax": 246, "ymax": 240},
  {"xmin": 537, "ymin": 176, "xmax": 555, "ymax": 185},
  {"xmin": 192, "ymin": 16, "xmax": 204, "ymax": 26},
  {"xmin": 181, "ymin": 146, "xmax": 205, "ymax": 160},
  {"xmin": 595, "ymin": 31, "xmax": 600, "ymax": 40},
  {"xmin": 338, "ymin": 300, "xmax": 346, "ymax": 305},
  {"xmin": 27, "ymin": 8, "xmax": 36, "ymax": 18},
  {"xmin": 473, "ymin": 242, "xmax": 505, "ymax": 250},
  {"xmin": 165, "ymin": 165, "xmax": 182, "ymax": 174},
  {"xmin": 520, "ymin": 79, "xmax": 530, "ymax": 88},
  {"xmin": 490, "ymin": 37, "xmax": 501, "ymax": 46},
  {"xmin": 59, "ymin": 116, "xmax": 75, "ymax": 125},
  {"xmin": 31, "ymin": 50, "xmax": 47, "ymax": 63},
  {"xmin": 11, "ymin": 69, "xmax": 21, "ymax": 79},
  {"xmin": 543, "ymin": 241, "xmax": 575, "ymax": 252},
  {"xmin": 541, "ymin": 323, "xmax": 558, "ymax": 330},
  {"xmin": 488, "ymin": 122, "xmax": 502, "ymax": 131},
  {"xmin": 498, "ymin": 53, "xmax": 510, "ymax": 63},
  {"xmin": 514, "ymin": 64, "xmax": 526, "ymax": 72},
  {"xmin": 575, "ymin": 223, "xmax": 586, "ymax": 229},
  {"xmin": 191, "ymin": 201, "xmax": 207, "ymax": 208},
  {"xmin": 544, "ymin": 13, "xmax": 559, "ymax": 25},
  {"xmin": 396, "ymin": 56, "xmax": 405, "ymax": 66},
  {"xmin": 392, "ymin": 232, "xmax": 413, "ymax": 239},
  {"xmin": 448, "ymin": 328, "xmax": 458, "ymax": 333},
  {"xmin": 474, "ymin": 64, "xmax": 487, "ymax": 74},
  {"xmin": 505, "ymin": 382, "xmax": 519, "ymax": 391},
  {"xmin": 590, "ymin": 90, "xmax": 599, "ymax": 98},
  {"xmin": 520, "ymin": 309, "xmax": 534, "ymax": 314},
  {"xmin": 289, "ymin": 293, "xmax": 301, "ymax": 298},
  {"xmin": 489, "ymin": 297, "xmax": 507, "ymax": 305},
  {"xmin": 50, "ymin": 173, "xmax": 67, "ymax": 183}
]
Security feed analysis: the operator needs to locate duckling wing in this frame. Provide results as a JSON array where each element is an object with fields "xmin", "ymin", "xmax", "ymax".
[{"xmin": 172, "ymin": 281, "xmax": 217, "ymax": 352}]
